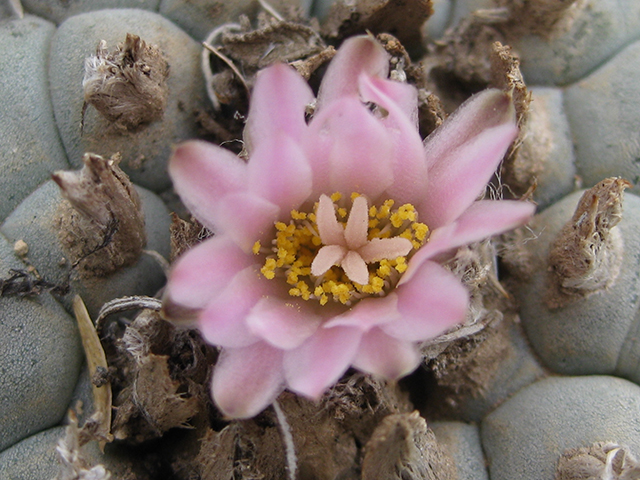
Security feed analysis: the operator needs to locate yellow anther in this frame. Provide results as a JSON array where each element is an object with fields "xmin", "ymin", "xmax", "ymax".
[
  {"xmin": 258, "ymin": 195, "xmax": 427, "ymax": 305},
  {"xmin": 395, "ymin": 257, "xmax": 408, "ymax": 273}
]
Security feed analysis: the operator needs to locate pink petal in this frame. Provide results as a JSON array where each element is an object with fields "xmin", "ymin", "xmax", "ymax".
[
  {"xmin": 341, "ymin": 250, "xmax": 369, "ymax": 285},
  {"xmin": 164, "ymin": 235, "xmax": 255, "ymax": 313},
  {"xmin": 248, "ymin": 134, "xmax": 313, "ymax": 212},
  {"xmin": 198, "ymin": 266, "xmax": 269, "ymax": 348},
  {"xmin": 383, "ymin": 260, "xmax": 469, "ymax": 342},
  {"xmin": 421, "ymin": 89, "xmax": 517, "ymax": 228},
  {"xmin": 307, "ymin": 97, "xmax": 395, "ymax": 200},
  {"xmin": 358, "ymin": 74, "xmax": 428, "ymax": 206},
  {"xmin": 352, "ymin": 328, "xmax": 422, "ymax": 380},
  {"xmin": 283, "ymin": 325, "xmax": 362, "ymax": 399},
  {"xmin": 358, "ymin": 237, "xmax": 412, "ymax": 263},
  {"xmin": 211, "ymin": 342, "xmax": 285, "ymax": 419},
  {"xmin": 244, "ymin": 63, "xmax": 314, "ymax": 152},
  {"xmin": 316, "ymin": 35, "xmax": 389, "ymax": 110},
  {"xmin": 401, "ymin": 199, "xmax": 535, "ymax": 284},
  {"xmin": 324, "ymin": 293, "xmax": 401, "ymax": 330},
  {"xmin": 316, "ymin": 194, "xmax": 346, "ymax": 246},
  {"xmin": 344, "ymin": 195, "xmax": 369, "ymax": 249},
  {"xmin": 246, "ymin": 297, "xmax": 322, "ymax": 350},
  {"xmin": 214, "ymin": 192, "xmax": 280, "ymax": 252},
  {"xmin": 169, "ymin": 140, "xmax": 247, "ymax": 231},
  {"xmin": 311, "ymin": 244, "xmax": 347, "ymax": 277}
]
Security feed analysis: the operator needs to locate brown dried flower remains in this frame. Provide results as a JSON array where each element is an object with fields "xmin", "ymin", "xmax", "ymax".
[
  {"xmin": 546, "ymin": 177, "xmax": 631, "ymax": 308},
  {"xmin": 83, "ymin": 33, "xmax": 169, "ymax": 131},
  {"xmin": 53, "ymin": 152, "xmax": 146, "ymax": 277}
]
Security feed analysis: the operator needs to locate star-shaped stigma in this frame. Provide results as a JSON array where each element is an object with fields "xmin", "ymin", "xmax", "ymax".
[{"xmin": 310, "ymin": 194, "xmax": 413, "ymax": 285}]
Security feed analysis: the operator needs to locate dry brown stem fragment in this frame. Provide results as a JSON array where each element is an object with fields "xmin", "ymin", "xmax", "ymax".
[
  {"xmin": 555, "ymin": 441, "xmax": 640, "ymax": 480},
  {"xmin": 83, "ymin": 33, "xmax": 169, "ymax": 131},
  {"xmin": 322, "ymin": 0, "xmax": 433, "ymax": 53},
  {"xmin": 546, "ymin": 177, "xmax": 631, "ymax": 308},
  {"xmin": 53, "ymin": 152, "xmax": 146, "ymax": 277},
  {"xmin": 497, "ymin": 0, "xmax": 578, "ymax": 37},
  {"xmin": 361, "ymin": 412, "xmax": 456, "ymax": 480}
]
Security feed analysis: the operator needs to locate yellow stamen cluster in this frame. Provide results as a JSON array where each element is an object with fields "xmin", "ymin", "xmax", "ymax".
[{"xmin": 255, "ymin": 194, "xmax": 429, "ymax": 306}]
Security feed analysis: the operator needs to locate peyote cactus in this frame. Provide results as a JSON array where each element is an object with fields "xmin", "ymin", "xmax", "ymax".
[{"xmin": 2, "ymin": 0, "xmax": 640, "ymax": 479}]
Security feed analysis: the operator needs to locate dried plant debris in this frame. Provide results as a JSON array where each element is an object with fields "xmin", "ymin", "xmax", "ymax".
[
  {"xmin": 546, "ymin": 178, "xmax": 631, "ymax": 309},
  {"xmin": 169, "ymin": 213, "xmax": 212, "ymax": 262},
  {"xmin": 99, "ymin": 308, "xmax": 216, "ymax": 444},
  {"xmin": 361, "ymin": 412, "xmax": 455, "ymax": 480},
  {"xmin": 322, "ymin": 0, "xmax": 434, "ymax": 54},
  {"xmin": 73, "ymin": 296, "xmax": 113, "ymax": 445},
  {"xmin": 0, "ymin": 268, "xmax": 68, "ymax": 297},
  {"xmin": 495, "ymin": 0, "xmax": 579, "ymax": 37},
  {"xmin": 423, "ymin": 0, "xmax": 578, "ymax": 99},
  {"xmin": 53, "ymin": 153, "xmax": 146, "ymax": 277},
  {"xmin": 83, "ymin": 33, "xmax": 169, "ymax": 132},
  {"xmin": 556, "ymin": 442, "xmax": 640, "ymax": 480},
  {"xmin": 490, "ymin": 42, "xmax": 535, "ymax": 198},
  {"xmin": 420, "ymin": 313, "xmax": 522, "ymax": 418},
  {"xmin": 55, "ymin": 410, "xmax": 112, "ymax": 480}
]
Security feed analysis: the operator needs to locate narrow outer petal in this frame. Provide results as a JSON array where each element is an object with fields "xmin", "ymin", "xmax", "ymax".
[
  {"xmin": 284, "ymin": 325, "xmax": 362, "ymax": 399},
  {"xmin": 324, "ymin": 293, "xmax": 401, "ymax": 331},
  {"xmin": 421, "ymin": 90, "xmax": 518, "ymax": 228},
  {"xmin": 214, "ymin": 192, "xmax": 280, "ymax": 252},
  {"xmin": 246, "ymin": 297, "xmax": 322, "ymax": 350},
  {"xmin": 308, "ymin": 97, "xmax": 395, "ymax": 200},
  {"xmin": 358, "ymin": 74, "xmax": 428, "ymax": 206},
  {"xmin": 169, "ymin": 140, "xmax": 247, "ymax": 232},
  {"xmin": 198, "ymin": 267, "xmax": 269, "ymax": 348},
  {"xmin": 352, "ymin": 328, "xmax": 422, "ymax": 379},
  {"xmin": 212, "ymin": 342, "xmax": 285, "ymax": 419},
  {"xmin": 244, "ymin": 63, "xmax": 314, "ymax": 152},
  {"xmin": 164, "ymin": 235, "xmax": 255, "ymax": 312},
  {"xmin": 248, "ymin": 135, "xmax": 313, "ymax": 212},
  {"xmin": 316, "ymin": 36, "xmax": 389, "ymax": 110},
  {"xmin": 401, "ymin": 199, "xmax": 535, "ymax": 284},
  {"xmin": 383, "ymin": 260, "xmax": 469, "ymax": 341}
]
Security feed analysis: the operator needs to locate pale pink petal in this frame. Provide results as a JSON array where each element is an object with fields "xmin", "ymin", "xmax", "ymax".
[
  {"xmin": 316, "ymin": 194, "xmax": 346, "ymax": 246},
  {"xmin": 283, "ymin": 325, "xmax": 362, "ymax": 399},
  {"xmin": 352, "ymin": 328, "xmax": 422, "ymax": 379},
  {"xmin": 248, "ymin": 134, "xmax": 313, "ymax": 212},
  {"xmin": 215, "ymin": 192, "xmax": 280, "ymax": 252},
  {"xmin": 421, "ymin": 89, "xmax": 517, "ymax": 228},
  {"xmin": 344, "ymin": 195, "xmax": 369, "ymax": 249},
  {"xmin": 198, "ymin": 267, "xmax": 269, "ymax": 348},
  {"xmin": 311, "ymin": 244, "xmax": 347, "ymax": 277},
  {"xmin": 307, "ymin": 98, "xmax": 395, "ymax": 200},
  {"xmin": 246, "ymin": 297, "xmax": 322, "ymax": 350},
  {"xmin": 341, "ymin": 251, "xmax": 369, "ymax": 285},
  {"xmin": 211, "ymin": 342, "xmax": 285, "ymax": 419},
  {"xmin": 244, "ymin": 63, "xmax": 314, "ymax": 152},
  {"xmin": 169, "ymin": 140, "xmax": 247, "ymax": 231},
  {"xmin": 358, "ymin": 237, "xmax": 412, "ymax": 263},
  {"xmin": 358, "ymin": 74, "xmax": 428, "ymax": 206},
  {"xmin": 316, "ymin": 35, "xmax": 389, "ymax": 110},
  {"xmin": 324, "ymin": 293, "xmax": 401, "ymax": 330},
  {"xmin": 164, "ymin": 235, "xmax": 255, "ymax": 312},
  {"xmin": 383, "ymin": 260, "xmax": 469, "ymax": 341},
  {"xmin": 401, "ymin": 200, "xmax": 535, "ymax": 284}
]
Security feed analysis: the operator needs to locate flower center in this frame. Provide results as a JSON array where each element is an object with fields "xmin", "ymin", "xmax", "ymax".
[{"xmin": 254, "ymin": 192, "xmax": 429, "ymax": 306}]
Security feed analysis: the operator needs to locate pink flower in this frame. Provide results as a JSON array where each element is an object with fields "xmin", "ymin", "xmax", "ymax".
[{"xmin": 163, "ymin": 36, "xmax": 535, "ymax": 418}]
